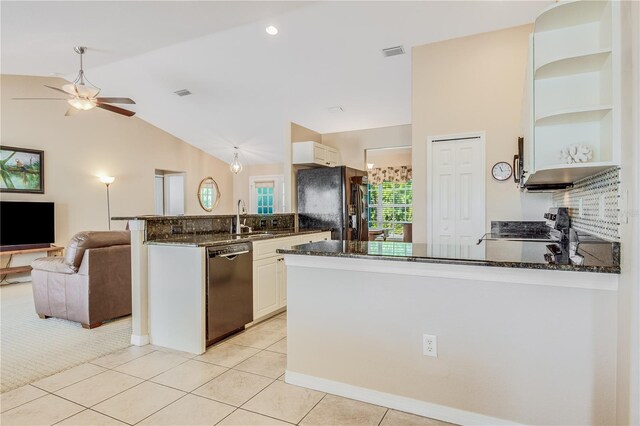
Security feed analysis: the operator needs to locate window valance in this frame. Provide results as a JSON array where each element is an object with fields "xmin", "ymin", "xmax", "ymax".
[{"xmin": 368, "ymin": 166, "xmax": 412, "ymax": 185}]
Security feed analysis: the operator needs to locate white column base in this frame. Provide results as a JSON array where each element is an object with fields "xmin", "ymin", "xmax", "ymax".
[{"xmin": 130, "ymin": 334, "xmax": 150, "ymax": 346}]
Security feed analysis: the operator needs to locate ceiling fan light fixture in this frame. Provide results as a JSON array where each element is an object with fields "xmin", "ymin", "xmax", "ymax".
[
  {"xmin": 67, "ymin": 98, "xmax": 96, "ymax": 110},
  {"xmin": 230, "ymin": 149, "xmax": 243, "ymax": 174}
]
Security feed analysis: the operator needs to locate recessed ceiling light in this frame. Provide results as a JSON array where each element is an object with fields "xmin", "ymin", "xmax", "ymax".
[{"xmin": 266, "ymin": 25, "xmax": 278, "ymax": 36}]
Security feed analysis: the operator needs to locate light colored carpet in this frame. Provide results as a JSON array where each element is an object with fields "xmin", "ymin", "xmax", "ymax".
[{"xmin": 0, "ymin": 282, "xmax": 132, "ymax": 393}]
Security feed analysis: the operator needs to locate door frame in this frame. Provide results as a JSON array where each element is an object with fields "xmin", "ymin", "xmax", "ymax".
[{"xmin": 426, "ymin": 131, "xmax": 486, "ymax": 247}]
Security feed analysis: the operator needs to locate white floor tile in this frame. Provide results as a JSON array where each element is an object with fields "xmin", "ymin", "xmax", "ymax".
[
  {"xmin": 54, "ymin": 370, "xmax": 143, "ymax": 407},
  {"xmin": 92, "ymin": 381, "xmax": 185, "ymax": 424},
  {"xmin": 0, "ymin": 394, "xmax": 83, "ymax": 426},
  {"xmin": 31, "ymin": 363, "xmax": 106, "ymax": 392},
  {"xmin": 150, "ymin": 359, "xmax": 227, "ymax": 392},
  {"xmin": 0, "ymin": 384, "xmax": 47, "ymax": 413},
  {"xmin": 138, "ymin": 394, "xmax": 234, "ymax": 425}
]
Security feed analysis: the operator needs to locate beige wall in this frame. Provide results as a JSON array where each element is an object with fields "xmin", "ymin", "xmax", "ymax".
[
  {"xmin": 291, "ymin": 122, "xmax": 322, "ymax": 144},
  {"xmin": 287, "ymin": 260, "xmax": 618, "ymax": 425},
  {"xmin": 322, "ymin": 124, "xmax": 411, "ymax": 170},
  {"xmin": 1, "ymin": 75, "xmax": 234, "ymax": 245},
  {"xmin": 287, "ymin": 122, "xmax": 323, "ymax": 212},
  {"xmin": 617, "ymin": 1, "xmax": 640, "ymax": 423},
  {"xmin": 411, "ymin": 24, "xmax": 551, "ymax": 244},
  {"xmin": 366, "ymin": 147, "xmax": 412, "ymax": 169}
]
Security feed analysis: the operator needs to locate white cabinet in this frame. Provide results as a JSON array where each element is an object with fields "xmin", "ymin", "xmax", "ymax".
[
  {"xmin": 252, "ymin": 232, "xmax": 330, "ymax": 321},
  {"xmin": 292, "ymin": 141, "xmax": 340, "ymax": 167},
  {"xmin": 253, "ymin": 257, "xmax": 279, "ymax": 319},
  {"xmin": 526, "ymin": 0, "xmax": 620, "ymax": 185}
]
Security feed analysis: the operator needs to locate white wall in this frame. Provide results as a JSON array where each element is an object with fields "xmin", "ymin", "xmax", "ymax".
[
  {"xmin": 411, "ymin": 25, "xmax": 551, "ymax": 244},
  {"xmin": 616, "ymin": 1, "xmax": 640, "ymax": 423},
  {"xmin": 1, "ymin": 75, "xmax": 234, "ymax": 245}
]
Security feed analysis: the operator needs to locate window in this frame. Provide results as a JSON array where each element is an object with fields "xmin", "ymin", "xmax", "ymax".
[
  {"xmin": 256, "ymin": 184, "xmax": 275, "ymax": 215},
  {"xmin": 250, "ymin": 175, "xmax": 284, "ymax": 214},
  {"xmin": 368, "ymin": 180, "xmax": 413, "ymax": 238}
]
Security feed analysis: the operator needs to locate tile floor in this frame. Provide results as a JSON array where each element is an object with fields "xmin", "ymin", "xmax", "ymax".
[{"xmin": 0, "ymin": 312, "xmax": 452, "ymax": 426}]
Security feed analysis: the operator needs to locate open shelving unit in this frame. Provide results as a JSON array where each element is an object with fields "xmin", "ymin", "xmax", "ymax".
[{"xmin": 525, "ymin": 0, "xmax": 620, "ymax": 185}]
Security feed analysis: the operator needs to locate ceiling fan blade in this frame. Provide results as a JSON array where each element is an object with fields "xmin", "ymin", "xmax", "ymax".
[
  {"xmin": 65, "ymin": 107, "xmax": 79, "ymax": 117},
  {"xmin": 12, "ymin": 98, "xmax": 68, "ymax": 100},
  {"xmin": 96, "ymin": 97, "xmax": 136, "ymax": 104},
  {"xmin": 96, "ymin": 103, "xmax": 136, "ymax": 117},
  {"xmin": 44, "ymin": 85, "xmax": 73, "ymax": 95}
]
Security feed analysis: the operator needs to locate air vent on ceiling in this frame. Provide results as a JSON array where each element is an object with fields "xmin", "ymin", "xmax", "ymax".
[
  {"xmin": 381, "ymin": 46, "xmax": 405, "ymax": 57},
  {"xmin": 174, "ymin": 89, "xmax": 192, "ymax": 97},
  {"xmin": 328, "ymin": 106, "xmax": 343, "ymax": 113}
]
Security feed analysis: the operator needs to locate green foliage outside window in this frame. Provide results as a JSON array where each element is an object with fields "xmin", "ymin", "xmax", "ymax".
[{"xmin": 368, "ymin": 180, "xmax": 412, "ymax": 238}]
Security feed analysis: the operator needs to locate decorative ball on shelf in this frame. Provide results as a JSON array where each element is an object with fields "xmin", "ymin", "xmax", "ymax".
[{"xmin": 559, "ymin": 144, "xmax": 593, "ymax": 164}]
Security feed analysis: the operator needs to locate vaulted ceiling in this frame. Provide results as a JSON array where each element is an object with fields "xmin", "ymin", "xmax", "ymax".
[{"xmin": 1, "ymin": 1, "xmax": 551, "ymax": 165}]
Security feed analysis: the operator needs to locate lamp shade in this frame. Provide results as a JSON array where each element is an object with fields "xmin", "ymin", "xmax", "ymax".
[
  {"xmin": 99, "ymin": 176, "xmax": 115, "ymax": 185},
  {"xmin": 67, "ymin": 98, "xmax": 96, "ymax": 111}
]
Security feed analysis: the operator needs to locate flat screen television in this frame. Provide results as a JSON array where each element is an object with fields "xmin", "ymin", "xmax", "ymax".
[{"xmin": 0, "ymin": 201, "xmax": 55, "ymax": 250}]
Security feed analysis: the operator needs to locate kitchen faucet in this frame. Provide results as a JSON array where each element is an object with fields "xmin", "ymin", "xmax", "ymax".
[{"xmin": 236, "ymin": 199, "xmax": 252, "ymax": 234}]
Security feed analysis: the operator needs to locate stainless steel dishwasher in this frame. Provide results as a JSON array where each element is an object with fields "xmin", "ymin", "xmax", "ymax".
[{"xmin": 207, "ymin": 242, "xmax": 253, "ymax": 346}]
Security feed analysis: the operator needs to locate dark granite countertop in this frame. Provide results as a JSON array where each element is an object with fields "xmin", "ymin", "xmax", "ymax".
[
  {"xmin": 146, "ymin": 228, "xmax": 331, "ymax": 248},
  {"xmin": 278, "ymin": 240, "xmax": 620, "ymax": 274},
  {"xmin": 112, "ymin": 213, "xmax": 294, "ymax": 221}
]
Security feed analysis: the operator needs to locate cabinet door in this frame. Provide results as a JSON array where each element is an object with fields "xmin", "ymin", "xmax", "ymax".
[
  {"xmin": 253, "ymin": 258, "xmax": 279, "ymax": 319},
  {"xmin": 276, "ymin": 256, "xmax": 286, "ymax": 308},
  {"xmin": 326, "ymin": 148, "xmax": 339, "ymax": 166},
  {"xmin": 313, "ymin": 144, "xmax": 329, "ymax": 165}
]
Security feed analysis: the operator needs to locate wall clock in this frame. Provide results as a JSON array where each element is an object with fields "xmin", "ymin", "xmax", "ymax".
[{"xmin": 492, "ymin": 161, "xmax": 512, "ymax": 181}]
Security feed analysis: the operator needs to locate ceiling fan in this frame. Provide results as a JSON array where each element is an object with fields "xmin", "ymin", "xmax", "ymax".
[{"xmin": 13, "ymin": 46, "xmax": 136, "ymax": 117}]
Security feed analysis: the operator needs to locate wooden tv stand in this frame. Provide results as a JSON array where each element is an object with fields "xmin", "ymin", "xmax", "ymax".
[{"xmin": 0, "ymin": 245, "xmax": 64, "ymax": 276}]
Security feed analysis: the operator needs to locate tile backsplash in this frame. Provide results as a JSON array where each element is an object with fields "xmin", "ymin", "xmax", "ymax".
[{"xmin": 552, "ymin": 167, "xmax": 620, "ymax": 240}]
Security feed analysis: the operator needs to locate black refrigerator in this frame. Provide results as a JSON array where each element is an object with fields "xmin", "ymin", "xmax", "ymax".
[{"xmin": 297, "ymin": 166, "xmax": 369, "ymax": 241}]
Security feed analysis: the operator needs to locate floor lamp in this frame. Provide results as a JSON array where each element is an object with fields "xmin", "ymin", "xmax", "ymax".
[{"xmin": 99, "ymin": 176, "xmax": 115, "ymax": 230}]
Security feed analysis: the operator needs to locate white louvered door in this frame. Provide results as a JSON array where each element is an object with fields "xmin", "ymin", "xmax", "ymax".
[{"xmin": 431, "ymin": 136, "xmax": 485, "ymax": 259}]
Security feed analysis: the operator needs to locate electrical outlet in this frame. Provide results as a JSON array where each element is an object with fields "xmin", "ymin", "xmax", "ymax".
[{"xmin": 423, "ymin": 334, "xmax": 437, "ymax": 357}]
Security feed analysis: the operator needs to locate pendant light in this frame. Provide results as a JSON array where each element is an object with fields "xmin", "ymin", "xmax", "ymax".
[{"xmin": 230, "ymin": 147, "xmax": 243, "ymax": 174}]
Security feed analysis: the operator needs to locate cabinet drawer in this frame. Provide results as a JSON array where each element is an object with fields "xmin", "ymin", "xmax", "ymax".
[
  {"xmin": 298, "ymin": 232, "xmax": 331, "ymax": 245},
  {"xmin": 253, "ymin": 236, "xmax": 299, "ymax": 260}
]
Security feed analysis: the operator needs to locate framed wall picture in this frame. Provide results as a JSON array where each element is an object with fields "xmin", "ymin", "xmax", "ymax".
[{"xmin": 0, "ymin": 146, "xmax": 45, "ymax": 194}]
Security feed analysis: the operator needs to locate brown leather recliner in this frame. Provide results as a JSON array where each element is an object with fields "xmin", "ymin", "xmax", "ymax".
[{"xmin": 31, "ymin": 231, "xmax": 132, "ymax": 329}]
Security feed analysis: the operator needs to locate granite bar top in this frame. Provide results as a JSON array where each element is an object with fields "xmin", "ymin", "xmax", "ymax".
[
  {"xmin": 146, "ymin": 228, "xmax": 331, "ymax": 248},
  {"xmin": 278, "ymin": 240, "xmax": 620, "ymax": 274},
  {"xmin": 112, "ymin": 213, "xmax": 294, "ymax": 221}
]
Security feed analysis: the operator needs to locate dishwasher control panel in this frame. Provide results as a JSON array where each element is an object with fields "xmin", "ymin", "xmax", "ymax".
[{"xmin": 208, "ymin": 243, "xmax": 252, "ymax": 257}]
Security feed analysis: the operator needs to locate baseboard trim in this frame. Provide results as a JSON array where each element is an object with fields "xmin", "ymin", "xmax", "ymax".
[
  {"xmin": 285, "ymin": 370, "xmax": 520, "ymax": 426},
  {"xmin": 130, "ymin": 334, "xmax": 150, "ymax": 346}
]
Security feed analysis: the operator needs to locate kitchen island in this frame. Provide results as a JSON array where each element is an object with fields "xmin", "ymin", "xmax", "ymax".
[
  {"xmin": 279, "ymin": 240, "xmax": 619, "ymax": 425},
  {"xmin": 145, "ymin": 228, "xmax": 330, "ymax": 354}
]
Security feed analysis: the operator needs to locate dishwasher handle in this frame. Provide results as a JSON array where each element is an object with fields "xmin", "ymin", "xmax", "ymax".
[{"xmin": 217, "ymin": 250, "xmax": 250, "ymax": 259}]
